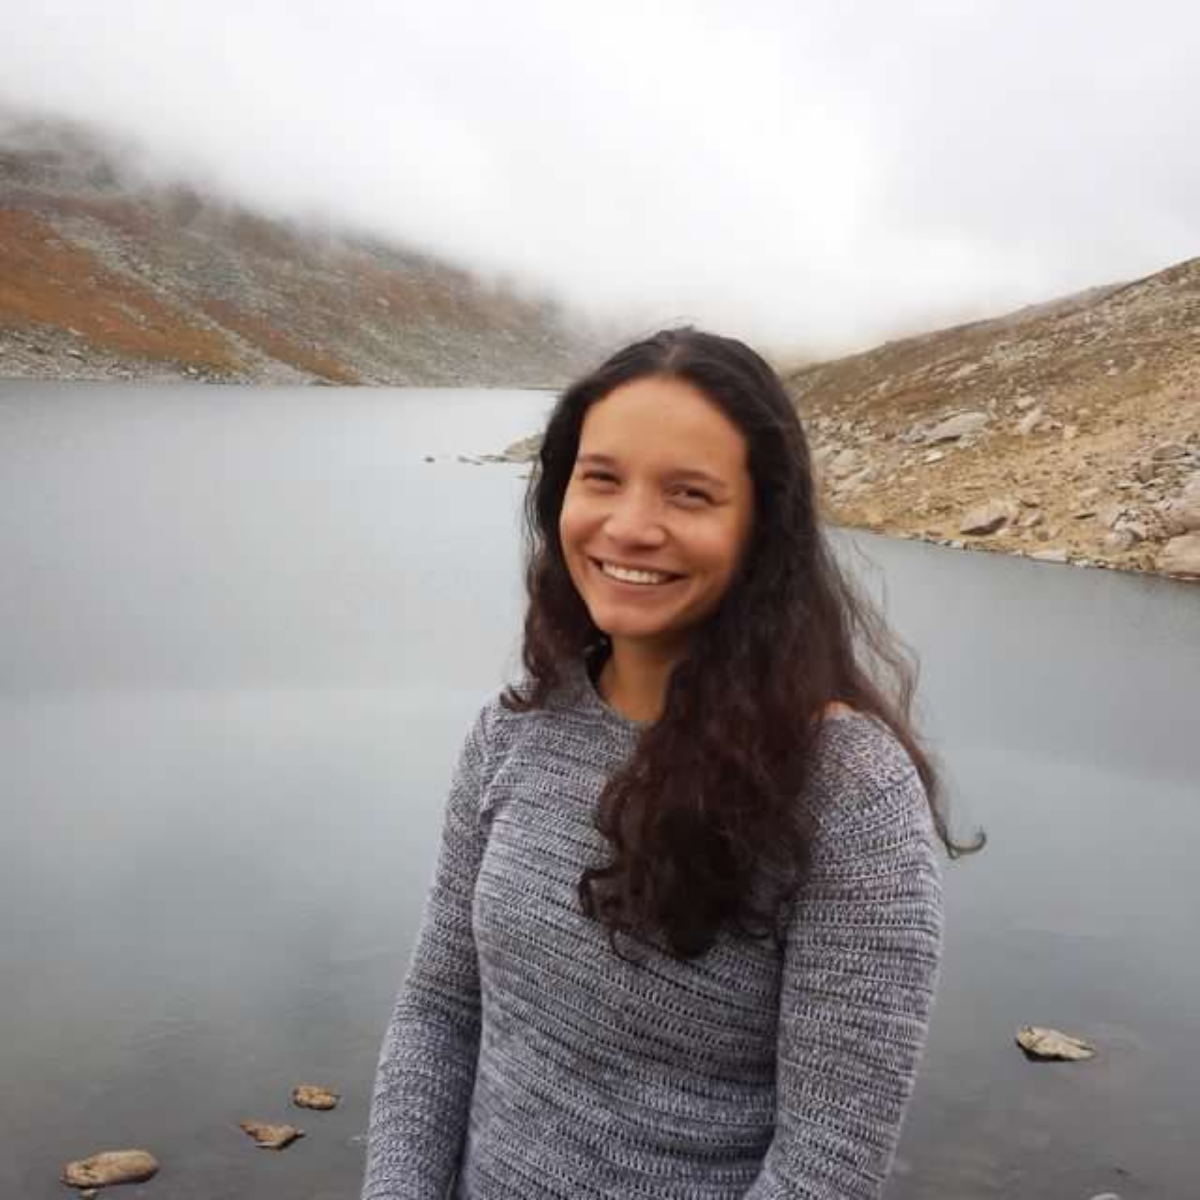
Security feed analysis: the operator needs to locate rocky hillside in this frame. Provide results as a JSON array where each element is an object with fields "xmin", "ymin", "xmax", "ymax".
[
  {"xmin": 785, "ymin": 260, "xmax": 1200, "ymax": 580},
  {"xmin": 0, "ymin": 109, "xmax": 600, "ymax": 386}
]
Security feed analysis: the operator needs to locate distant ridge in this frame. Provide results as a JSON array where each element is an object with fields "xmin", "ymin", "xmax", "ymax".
[{"xmin": 0, "ymin": 106, "xmax": 602, "ymax": 385}]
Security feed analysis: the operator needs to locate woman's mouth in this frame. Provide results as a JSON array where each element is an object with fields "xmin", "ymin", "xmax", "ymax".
[{"xmin": 592, "ymin": 558, "xmax": 682, "ymax": 586}]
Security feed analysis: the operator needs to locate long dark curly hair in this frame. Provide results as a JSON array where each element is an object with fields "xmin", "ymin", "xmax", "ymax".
[{"xmin": 504, "ymin": 327, "xmax": 979, "ymax": 961}]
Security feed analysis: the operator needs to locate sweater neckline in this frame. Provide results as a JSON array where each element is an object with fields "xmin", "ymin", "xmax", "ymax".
[{"xmin": 573, "ymin": 653, "xmax": 652, "ymax": 735}]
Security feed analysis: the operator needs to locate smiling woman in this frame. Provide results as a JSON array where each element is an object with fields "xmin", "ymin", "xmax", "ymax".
[
  {"xmin": 558, "ymin": 375, "xmax": 756, "ymax": 709},
  {"xmin": 363, "ymin": 328, "xmax": 979, "ymax": 1200}
]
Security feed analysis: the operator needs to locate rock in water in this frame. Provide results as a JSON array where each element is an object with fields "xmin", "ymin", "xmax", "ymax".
[
  {"xmin": 62, "ymin": 1149, "xmax": 160, "ymax": 1189},
  {"xmin": 501, "ymin": 434, "xmax": 542, "ymax": 463},
  {"xmin": 238, "ymin": 1120, "xmax": 305, "ymax": 1149},
  {"xmin": 292, "ymin": 1083, "xmax": 340, "ymax": 1111},
  {"xmin": 1015, "ymin": 1026, "xmax": 1096, "ymax": 1061}
]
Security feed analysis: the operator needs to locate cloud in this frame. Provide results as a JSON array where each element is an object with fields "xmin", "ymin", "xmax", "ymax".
[{"xmin": 4, "ymin": 0, "xmax": 1199, "ymax": 352}]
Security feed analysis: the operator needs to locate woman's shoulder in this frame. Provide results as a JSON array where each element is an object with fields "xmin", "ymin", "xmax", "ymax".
[
  {"xmin": 460, "ymin": 663, "xmax": 614, "ymax": 757},
  {"xmin": 806, "ymin": 708, "xmax": 931, "ymax": 841}
]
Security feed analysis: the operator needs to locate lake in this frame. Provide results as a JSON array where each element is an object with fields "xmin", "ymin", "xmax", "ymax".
[{"xmin": 2, "ymin": 381, "xmax": 1197, "ymax": 1199}]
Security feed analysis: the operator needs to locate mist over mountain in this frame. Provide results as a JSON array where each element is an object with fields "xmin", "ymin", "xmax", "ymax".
[{"xmin": 0, "ymin": 108, "xmax": 605, "ymax": 385}]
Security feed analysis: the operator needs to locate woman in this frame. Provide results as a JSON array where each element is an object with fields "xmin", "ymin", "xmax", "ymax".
[{"xmin": 363, "ymin": 328, "xmax": 969, "ymax": 1199}]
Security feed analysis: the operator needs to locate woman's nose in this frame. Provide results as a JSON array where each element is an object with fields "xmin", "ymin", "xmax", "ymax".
[{"xmin": 603, "ymin": 488, "xmax": 666, "ymax": 546}]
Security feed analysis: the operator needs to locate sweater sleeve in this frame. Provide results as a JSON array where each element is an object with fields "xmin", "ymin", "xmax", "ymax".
[
  {"xmin": 743, "ymin": 740, "xmax": 944, "ymax": 1200},
  {"xmin": 361, "ymin": 704, "xmax": 493, "ymax": 1200}
]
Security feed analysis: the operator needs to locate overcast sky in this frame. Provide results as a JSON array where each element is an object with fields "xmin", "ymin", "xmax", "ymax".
[{"xmin": 3, "ymin": 0, "xmax": 1199, "ymax": 352}]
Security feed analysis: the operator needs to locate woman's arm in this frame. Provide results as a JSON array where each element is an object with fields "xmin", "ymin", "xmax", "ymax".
[
  {"xmin": 744, "ymin": 738, "xmax": 945, "ymax": 1200},
  {"xmin": 361, "ymin": 705, "xmax": 494, "ymax": 1200}
]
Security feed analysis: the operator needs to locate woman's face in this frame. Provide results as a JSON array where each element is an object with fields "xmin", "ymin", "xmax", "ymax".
[{"xmin": 559, "ymin": 374, "xmax": 755, "ymax": 658}]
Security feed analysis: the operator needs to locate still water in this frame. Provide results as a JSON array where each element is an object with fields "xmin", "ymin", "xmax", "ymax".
[{"xmin": 2, "ymin": 382, "xmax": 1197, "ymax": 1199}]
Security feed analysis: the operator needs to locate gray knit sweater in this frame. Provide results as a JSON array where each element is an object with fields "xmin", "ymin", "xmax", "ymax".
[{"xmin": 363, "ymin": 664, "xmax": 943, "ymax": 1199}]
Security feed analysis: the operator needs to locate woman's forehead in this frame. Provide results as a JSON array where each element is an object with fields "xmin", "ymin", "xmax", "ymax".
[{"xmin": 579, "ymin": 378, "xmax": 748, "ymax": 472}]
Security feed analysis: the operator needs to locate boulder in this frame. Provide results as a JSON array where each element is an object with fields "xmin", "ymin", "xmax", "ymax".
[
  {"xmin": 62, "ymin": 1150, "xmax": 160, "ymax": 1189},
  {"xmin": 828, "ymin": 448, "xmax": 862, "ymax": 479},
  {"xmin": 1016, "ymin": 1025, "xmax": 1095, "ymax": 1061},
  {"xmin": 238, "ymin": 1121, "xmax": 305, "ymax": 1150},
  {"xmin": 1015, "ymin": 407, "xmax": 1043, "ymax": 436},
  {"xmin": 1151, "ymin": 441, "xmax": 1189, "ymax": 462},
  {"xmin": 924, "ymin": 412, "xmax": 989, "ymax": 443},
  {"xmin": 292, "ymin": 1083, "xmax": 340, "ymax": 1111},
  {"xmin": 959, "ymin": 498, "xmax": 1018, "ymax": 536},
  {"xmin": 1159, "ymin": 534, "xmax": 1200, "ymax": 578},
  {"xmin": 1030, "ymin": 548, "xmax": 1068, "ymax": 563},
  {"xmin": 1162, "ymin": 474, "xmax": 1200, "ymax": 534}
]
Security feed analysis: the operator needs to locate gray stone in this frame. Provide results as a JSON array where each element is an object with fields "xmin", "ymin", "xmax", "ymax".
[
  {"xmin": 501, "ymin": 433, "xmax": 543, "ymax": 463},
  {"xmin": 958, "ymin": 498, "xmax": 1018, "ymax": 536},
  {"xmin": 924, "ymin": 411, "xmax": 989, "ymax": 443},
  {"xmin": 1097, "ymin": 502, "xmax": 1125, "ymax": 530},
  {"xmin": 1030, "ymin": 548, "xmax": 1069, "ymax": 563},
  {"xmin": 1151, "ymin": 441, "xmax": 1189, "ymax": 462}
]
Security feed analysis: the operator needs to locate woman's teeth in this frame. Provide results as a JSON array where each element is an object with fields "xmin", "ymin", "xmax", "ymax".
[{"xmin": 599, "ymin": 561, "xmax": 673, "ymax": 585}]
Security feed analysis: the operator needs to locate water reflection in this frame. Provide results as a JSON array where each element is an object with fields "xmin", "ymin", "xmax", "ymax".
[{"xmin": 2, "ymin": 383, "xmax": 1197, "ymax": 1198}]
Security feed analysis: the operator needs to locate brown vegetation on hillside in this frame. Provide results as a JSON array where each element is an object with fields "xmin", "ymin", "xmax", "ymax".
[
  {"xmin": 0, "ymin": 207, "xmax": 241, "ymax": 372},
  {"xmin": 0, "ymin": 109, "xmax": 600, "ymax": 385}
]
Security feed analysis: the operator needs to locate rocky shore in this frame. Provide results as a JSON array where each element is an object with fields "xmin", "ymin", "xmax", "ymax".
[{"xmin": 783, "ymin": 258, "xmax": 1200, "ymax": 580}]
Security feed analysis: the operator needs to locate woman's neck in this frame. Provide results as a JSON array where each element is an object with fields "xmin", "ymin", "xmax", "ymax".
[{"xmin": 597, "ymin": 637, "xmax": 686, "ymax": 723}]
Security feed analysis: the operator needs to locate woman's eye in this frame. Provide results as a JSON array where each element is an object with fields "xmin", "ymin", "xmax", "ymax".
[
  {"xmin": 581, "ymin": 470, "xmax": 618, "ymax": 485},
  {"xmin": 672, "ymin": 486, "xmax": 712, "ymax": 504}
]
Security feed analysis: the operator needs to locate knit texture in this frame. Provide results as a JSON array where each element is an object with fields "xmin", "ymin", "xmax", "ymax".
[{"xmin": 363, "ymin": 664, "xmax": 944, "ymax": 1199}]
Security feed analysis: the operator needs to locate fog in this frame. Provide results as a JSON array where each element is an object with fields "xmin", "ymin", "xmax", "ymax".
[{"xmin": 4, "ymin": 0, "xmax": 1200, "ymax": 351}]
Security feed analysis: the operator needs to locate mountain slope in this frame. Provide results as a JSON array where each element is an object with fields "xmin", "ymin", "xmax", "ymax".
[
  {"xmin": 0, "ymin": 109, "xmax": 600, "ymax": 385},
  {"xmin": 784, "ymin": 259, "xmax": 1200, "ymax": 578}
]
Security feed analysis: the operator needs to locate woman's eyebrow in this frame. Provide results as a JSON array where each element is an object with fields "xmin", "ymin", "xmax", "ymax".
[
  {"xmin": 667, "ymin": 468, "xmax": 729, "ymax": 490},
  {"xmin": 576, "ymin": 453, "xmax": 730, "ymax": 491}
]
